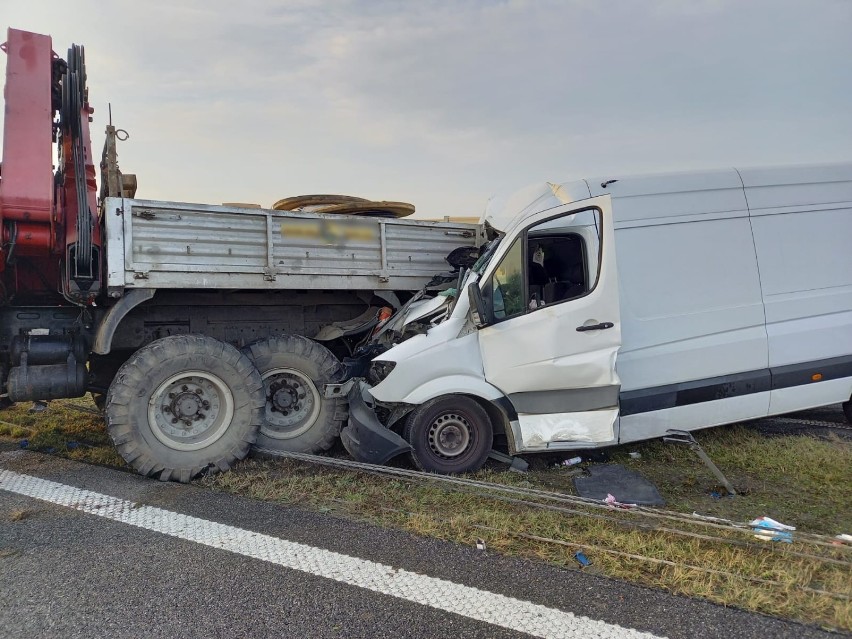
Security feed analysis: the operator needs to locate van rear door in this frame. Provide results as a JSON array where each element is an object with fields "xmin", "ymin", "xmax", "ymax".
[{"xmin": 475, "ymin": 195, "xmax": 622, "ymax": 451}]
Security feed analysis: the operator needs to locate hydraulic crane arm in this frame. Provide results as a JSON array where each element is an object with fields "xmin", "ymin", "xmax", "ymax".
[{"xmin": 0, "ymin": 27, "xmax": 101, "ymax": 305}]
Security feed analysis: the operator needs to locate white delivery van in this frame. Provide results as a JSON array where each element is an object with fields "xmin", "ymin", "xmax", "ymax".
[{"xmin": 338, "ymin": 163, "xmax": 852, "ymax": 474}]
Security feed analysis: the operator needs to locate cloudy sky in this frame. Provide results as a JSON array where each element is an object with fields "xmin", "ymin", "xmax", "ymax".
[{"xmin": 2, "ymin": 0, "xmax": 851, "ymax": 218}]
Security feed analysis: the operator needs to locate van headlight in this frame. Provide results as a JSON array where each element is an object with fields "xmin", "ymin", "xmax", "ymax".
[{"xmin": 368, "ymin": 360, "xmax": 397, "ymax": 385}]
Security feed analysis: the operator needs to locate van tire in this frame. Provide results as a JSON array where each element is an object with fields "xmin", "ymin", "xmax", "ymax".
[
  {"xmin": 404, "ymin": 395, "xmax": 493, "ymax": 474},
  {"xmin": 105, "ymin": 335, "xmax": 265, "ymax": 483},
  {"xmin": 242, "ymin": 336, "xmax": 347, "ymax": 454},
  {"xmin": 843, "ymin": 400, "xmax": 852, "ymax": 424}
]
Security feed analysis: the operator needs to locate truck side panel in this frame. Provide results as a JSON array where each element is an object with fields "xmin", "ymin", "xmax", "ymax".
[{"xmin": 104, "ymin": 199, "xmax": 479, "ymax": 293}]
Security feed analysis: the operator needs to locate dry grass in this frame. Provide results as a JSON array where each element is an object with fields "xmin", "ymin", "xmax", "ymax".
[
  {"xmin": 0, "ymin": 395, "xmax": 125, "ymax": 468},
  {"xmin": 2, "ymin": 399, "xmax": 850, "ymax": 629}
]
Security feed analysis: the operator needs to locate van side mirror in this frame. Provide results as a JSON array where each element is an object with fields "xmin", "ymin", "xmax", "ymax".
[{"xmin": 468, "ymin": 283, "xmax": 490, "ymax": 328}]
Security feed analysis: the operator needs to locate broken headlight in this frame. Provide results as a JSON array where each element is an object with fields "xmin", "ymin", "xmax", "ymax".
[{"xmin": 367, "ymin": 360, "xmax": 397, "ymax": 385}]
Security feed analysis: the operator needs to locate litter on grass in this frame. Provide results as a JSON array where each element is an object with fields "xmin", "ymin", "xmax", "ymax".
[
  {"xmin": 604, "ymin": 493, "xmax": 638, "ymax": 509},
  {"xmin": 749, "ymin": 516, "xmax": 796, "ymax": 531},
  {"xmin": 751, "ymin": 516, "xmax": 796, "ymax": 543},
  {"xmin": 573, "ymin": 551, "xmax": 592, "ymax": 567}
]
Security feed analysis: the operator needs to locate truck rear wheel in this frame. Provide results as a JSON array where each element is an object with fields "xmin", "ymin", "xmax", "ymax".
[
  {"xmin": 242, "ymin": 336, "xmax": 347, "ymax": 454},
  {"xmin": 105, "ymin": 335, "xmax": 265, "ymax": 483},
  {"xmin": 403, "ymin": 395, "xmax": 493, "ymax": 474}
]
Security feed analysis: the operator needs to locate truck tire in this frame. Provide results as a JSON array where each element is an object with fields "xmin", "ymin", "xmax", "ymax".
[
  {"xmin": 105, "ymin": 335, "xmax": 265, "ymax": 483},
  {"xmin": 242, "ymin": 336, "xmax": 347, "ymax": 454},
  {"xmin": 403, "ymin": 395, "xmax": 493, "ymax": 474}
]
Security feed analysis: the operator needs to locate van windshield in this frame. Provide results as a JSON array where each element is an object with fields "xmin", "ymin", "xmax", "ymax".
[{"xmin": 472, "ymin": 238, "xmax": 501, "ymax": 275}]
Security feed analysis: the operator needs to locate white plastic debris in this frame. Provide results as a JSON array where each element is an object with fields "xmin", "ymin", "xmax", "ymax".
[
  {"xmin": 749, "ymin": 516, "xmax": 796, "ymax": 531},
  {"xmin": 475, "ymin": 538, "xmax": 486, "ymax": 551},
  {"xmin": 750, "ymin": 516, "xmax": 795, "ymax": 543}
]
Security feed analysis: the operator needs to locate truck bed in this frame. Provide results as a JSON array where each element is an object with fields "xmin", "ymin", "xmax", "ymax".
[{"xmin": 104, "ymin": 198, "xmax": 482, "ymax": 294}]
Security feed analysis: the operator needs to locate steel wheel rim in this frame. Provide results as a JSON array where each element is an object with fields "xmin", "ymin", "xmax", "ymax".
[
  {"xmin": 260, "ymin": 368, "xmax": 321, "ymax": 439},
  {"xmin": 148, "ymin": 371, "xmax": 235, "ymax": 451},
  {"xmin": 427, "ymin": 412, "xmax": 473, "ymax": 459}
]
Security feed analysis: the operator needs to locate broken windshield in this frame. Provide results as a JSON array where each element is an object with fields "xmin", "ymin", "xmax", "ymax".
[{"xmin": 472, "ymin": 238, "xmax": 501, "ymax": 275}]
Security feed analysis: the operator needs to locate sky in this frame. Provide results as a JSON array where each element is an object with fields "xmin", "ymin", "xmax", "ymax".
[{"xmin": 2, "ymin": 0, "xmax": 851, "ymax": 218}]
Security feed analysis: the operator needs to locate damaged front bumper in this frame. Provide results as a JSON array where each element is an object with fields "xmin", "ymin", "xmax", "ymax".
[{"xmin": 338, "ymin": 380, "xmax": 412, "ymax": 465}]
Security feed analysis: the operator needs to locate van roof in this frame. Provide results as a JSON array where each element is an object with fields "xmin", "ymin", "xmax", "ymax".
[{"xmin": 483, "ymin": 162, "xmax": 852, "ymax": 233}]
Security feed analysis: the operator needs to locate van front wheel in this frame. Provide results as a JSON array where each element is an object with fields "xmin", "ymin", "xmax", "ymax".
[{"xmin": 403, "ymin": 395, "xmax": 493, "ymax": 474}]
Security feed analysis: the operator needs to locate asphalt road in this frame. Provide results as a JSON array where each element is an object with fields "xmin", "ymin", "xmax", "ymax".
[{"xmin": 0, "ymin": 451, "xmax": 840, "ymax": 639}]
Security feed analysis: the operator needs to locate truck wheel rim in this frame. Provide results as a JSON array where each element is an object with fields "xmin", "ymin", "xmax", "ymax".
[
  {"xmin": 148, "ymin": 371, "xmax": 235, "ymax": 452},
  {"xmin": 428, "ymin": 412, "xmax": 472, "ymax": 459},
  {"xmin": 260, "ymin": 368, "xmax": 321, "ymax": 439}
]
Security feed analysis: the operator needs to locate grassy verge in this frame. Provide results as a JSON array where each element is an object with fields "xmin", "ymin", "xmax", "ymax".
[
  {"xmin": 1, "ymin": 397, "xmax": 850, "ymax": 630},
  {"xmin": 0, "ymin": 396, "xmax": 124, "ymax": 467}
]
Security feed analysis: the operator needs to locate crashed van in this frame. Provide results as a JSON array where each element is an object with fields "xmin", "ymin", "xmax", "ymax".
[{"xmin": 336, "ymin": 163, "xmax": 852, "ymax": 474}]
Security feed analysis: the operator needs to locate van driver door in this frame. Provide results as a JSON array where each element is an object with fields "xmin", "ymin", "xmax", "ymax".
[{"xmin": 475, "ymin": 195, "xmax": 622, "ymax": 451}]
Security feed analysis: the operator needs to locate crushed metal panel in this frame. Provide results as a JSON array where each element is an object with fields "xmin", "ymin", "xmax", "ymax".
[{"xmin": 517, "ymin": 410, "xmax": 617, "ymax": 450}]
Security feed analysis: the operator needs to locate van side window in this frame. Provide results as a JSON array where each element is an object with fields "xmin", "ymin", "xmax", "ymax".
[
  {"xmin": 486, "ymin": 207, "xmax": 601, "ymax": 322},
  {"xmin": 526, "ymin": 208, "xmax": 600, "ymax": 309},
  {"xmin": 528, "ymin": 233, "xmax": 587, "ymax": 307}
]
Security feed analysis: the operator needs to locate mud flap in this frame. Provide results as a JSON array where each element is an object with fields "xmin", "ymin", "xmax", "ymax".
[{"xmin": 341, "ymin": 381, "xmax": 412, "ymax": 465}]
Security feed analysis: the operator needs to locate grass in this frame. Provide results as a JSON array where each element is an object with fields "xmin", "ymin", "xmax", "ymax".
[
  {"xmin": 0, "ymin": 396, "xmax": 125, "ymax": 467},
  {"xmin": 1, "ymin": 397, "xmax": 850, "ymax": 630}
]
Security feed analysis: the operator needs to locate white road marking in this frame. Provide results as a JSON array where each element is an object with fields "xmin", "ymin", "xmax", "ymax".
[{"xmin": 0, "ymin": 469, "xmax": 664, "ymax": 639}]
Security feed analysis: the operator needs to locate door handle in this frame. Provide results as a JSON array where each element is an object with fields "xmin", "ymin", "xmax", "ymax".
[{"xmin": 576, "ymin": 322, "xmax": 614, "ymax": 332}]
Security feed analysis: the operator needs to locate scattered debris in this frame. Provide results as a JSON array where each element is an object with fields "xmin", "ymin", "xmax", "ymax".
[
  {"xmin": 487, "ymin": 450, "xmax": 529, "ymax": 473},
  {"xmin": 475, "ymin": 538, "xmax": 486, "ymax": 551},
  {"xmin": 562, "ymin": 456, "xmax": 583, "ymax": 467},
  {"xmin": 751, "ymin": 516, "xmax": 796, "ymax": 543},
  {"xmin": 574, "ymin": 463, "xmax": 665, "ymax": 506},
  {"xmin": 753, "ymin": 530, "xmax": 794, "ymax": 543},
  {"xmin": 604, "ymin": 493, "xmax": 638, "ymax": 509},
  {"xmin": 663, "ymin": 429, "xmax": 737, "ymax": 496},
  {"xmin": 28, "ymin": 400, "xmax": 49, "ymax": 413},
  {"xmin": 628, "ymin": 451, "xmax": 641, "ymax": 460},
  {"xmin": 833, "ymin": 534, "xmax": 852, "ymax": 545},
  {"xmin": 749, "ymin": 516, "xmax": 795, "ymax": 531},
  {"xmin": 573, "ymin": 551, "xmax": 592, "ymax": 567}
]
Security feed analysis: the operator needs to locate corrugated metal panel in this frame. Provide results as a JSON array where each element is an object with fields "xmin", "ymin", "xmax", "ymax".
[
  {"xmin": 274, "ymin": 216, "xmax": 384, "ymax": 274},
  {"xmin": 384, "ymin": 223, "xmax": 474, "ymax": 272},
  {"xmin": 109, "ymin": 199, "xmax": 480, "ymax": 290},
  {"xmin": 131, "ymin": 209, "xmax": 268, "ymax": 268}
]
